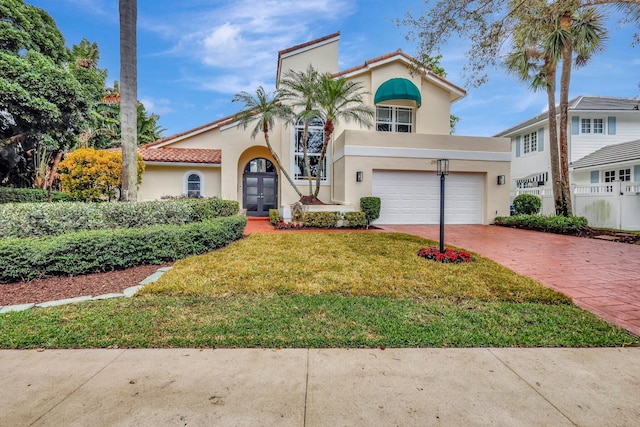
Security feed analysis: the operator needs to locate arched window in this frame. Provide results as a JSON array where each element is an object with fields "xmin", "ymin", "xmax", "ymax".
[
  {"xmin": 183, "ymin": 171, "xmax": 204, "ymax": 197},
  {"xmin": 293, "ymin": 116, "xmax": 326, "ymax": 181}
]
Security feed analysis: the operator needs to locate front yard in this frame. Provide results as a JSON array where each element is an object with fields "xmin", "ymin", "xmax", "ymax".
[{"xmin": 1, "ymin": 232, "xmax": 637, "ymax": 348}]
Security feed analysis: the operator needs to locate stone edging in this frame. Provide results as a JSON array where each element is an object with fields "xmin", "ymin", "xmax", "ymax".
[{"xmin": 0, "ymin": 267, "xmax": 173, "ymax": 314}]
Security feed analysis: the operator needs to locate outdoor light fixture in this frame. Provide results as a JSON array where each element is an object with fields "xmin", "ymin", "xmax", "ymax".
[
  {"xmin": 436, "ymin": 159, "xmax": 449, "ymax": 176},
  {"xmin": 356, "ymin": 171, "xmax": 363, "ymax": 182},
  {"xmin": 436, "ymin": 159, "xmax": 449, "ymax": 253},
  {"xmin": 497, "ymin": 175, "xmax": 506, "ymax": 185}
]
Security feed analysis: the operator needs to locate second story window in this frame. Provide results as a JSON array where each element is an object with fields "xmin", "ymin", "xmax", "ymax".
[
  {"xmin": 581, "ymin": 118, "xmax": 604, "ymax": 134},
  {"xmin": 522, "ymin": 131, "xmax": 537, "ymax": 154},
  {"xmin": 294, "ymin": 116, "xmax": 326, "ymax": 181},
  {"xmin": 376, "ymin": 106, "xmax": 413, "ymax": 133}
]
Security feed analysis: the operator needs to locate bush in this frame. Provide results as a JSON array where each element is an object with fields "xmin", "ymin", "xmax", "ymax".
[
  {"xmin": 512, "ymin": 194, "xmax": 542, "ymax": 215},
  {"xmin": 0, "ymin": 188, "xmax": 71, "ymax": 203},
  {"xmin": 303, "ymin": 211, "xmax": 340, "ymax": 228},
  {"xmin": 269, "ymin": 209, "xmax": 280, "ymax": 225},
  {"xmin": 0, "ymin": 215, "xmax": 247, "ymax": 283},
  {"xmin": 0, "ymin": 198, "xmax": 240, "ymax": 239},
  {"xmin": 360, "ymin": 197, "xmax": 381, "ymax": 226},
  {"xmin": 493, "ymin": 214, "xmax": 588, "ymax": 235},
  {"xmin": 343, "ymin": 211, "xmax": 366, "ymax": 228}
]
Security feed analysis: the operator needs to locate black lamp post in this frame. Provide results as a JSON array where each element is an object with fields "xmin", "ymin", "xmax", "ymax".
[{"xmin": 436, "ymin": 159, "xmax": 449, "ymax": 253}]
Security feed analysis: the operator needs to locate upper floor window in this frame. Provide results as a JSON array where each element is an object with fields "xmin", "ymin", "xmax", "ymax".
[
  {"xmin": 522, "ymin": 131, "xmax": 537, "ymax": 154},
  {"xmin": 581, "ymin": 118, "xmax": 604, "ymax": 134},
  {"xmin": 376, "ymin": 106, "xmax": 413, "ymax": 133},
  {"xmin": 294, "ymin": 116, "xmax": 326, "ymax": 181},
  {"xmin": 604, "ymin": 170, "xmax": 615, "ymax": 182}
]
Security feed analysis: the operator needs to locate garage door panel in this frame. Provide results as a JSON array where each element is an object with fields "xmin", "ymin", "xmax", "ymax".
[{"xmin": 372, "ymin": 171, "xmax": 484, "ymax": 224}]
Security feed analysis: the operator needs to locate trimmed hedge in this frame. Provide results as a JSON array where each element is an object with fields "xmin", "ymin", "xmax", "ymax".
[
  {"xmin": 303, "ymin": 211, "xmax": 340, "ymax": 228},
  {"xmin": 0, "ymin": 198, "xmax": 240, "ymax": 239},
  {"xmin": 343, "ymin": 211, "xmax": 367, "ymax": 228},
  {"xmin": 513, "ymin": 194, "xmax": 542, "ymax": 215},
  {"xmin": 0, "ymin": 188, "xmax": 72, "ymax": 204},
  {"xmin": 493, "ymin": 214, "xmax": 588, "ymax": 235},
  {"xmin": 0, "ymin": 215, "xmax": 247, "ymax": 283},
  {"xmin": 360, "ymin": 197, "xmax": 381, "ymax": 226}
]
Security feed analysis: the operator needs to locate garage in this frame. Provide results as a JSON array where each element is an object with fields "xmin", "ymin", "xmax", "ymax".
[{"xmin": 372, "ymin": 170, "xmax": 484, "ymax": 224}]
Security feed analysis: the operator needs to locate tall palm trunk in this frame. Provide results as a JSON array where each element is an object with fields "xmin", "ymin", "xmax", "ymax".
[
  {"xmin": 262, "ymin": 123, "xmax": 302, "ymax": 198},
  {"xmin": 314, "ymin": 120, "xmax": 333, "ymax": 198},
  {"xmin": 558, "ymin": 11, "xmax": 574, "ymax": 216},
  {"xmin": 544, "ymin": 60, "xmax": 563, "ymax": 216},
  {"xmin": 302, "ymin": 117, "xmax": 313, "ymax": 195},
  {"xmin": 119, "ymin": 0, "xmax": 138, "ymax": 202}
]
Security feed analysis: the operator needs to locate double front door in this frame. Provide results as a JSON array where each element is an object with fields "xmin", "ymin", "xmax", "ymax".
[{"xmin": 243, "ymin": 158, "xmax": 278, "ymax": 217}]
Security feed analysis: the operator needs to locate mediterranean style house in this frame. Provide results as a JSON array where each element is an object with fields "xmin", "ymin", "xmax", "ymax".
[
  {"xmin": 137, "ymin": 32, "xmax": 511, "ymax": 225},
  {"xmin": 496, "ymin": 96, "xmax": 640, "ymax": 229}
]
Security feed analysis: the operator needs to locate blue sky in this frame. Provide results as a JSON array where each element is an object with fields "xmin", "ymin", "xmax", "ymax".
[{"xmin": 29, "ymin": 0, "xmax": 639, "ymax": 138}]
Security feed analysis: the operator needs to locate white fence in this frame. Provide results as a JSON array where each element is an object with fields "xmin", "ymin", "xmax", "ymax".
[
  {"xmin": 573, "ymin": 182, "xmax": 640, "ymax": 230},
  {"xmin": 511, "ymin": 182, "xmax": 640, "ymax": 230}
]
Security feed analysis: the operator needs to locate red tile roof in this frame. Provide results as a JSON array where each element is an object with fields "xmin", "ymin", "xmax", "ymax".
[
  {"xmin": 142, "ymin": 115, "xmax": 234, "ymax": 149},
  {"xmin": 139, "ymin": 147, "xmax": 221, "ymax": 164}
]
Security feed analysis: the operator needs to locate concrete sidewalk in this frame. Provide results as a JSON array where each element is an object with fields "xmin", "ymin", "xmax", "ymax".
[{"xmin": 2, "ymin": 348, "xmax": 639, "ymax": 426}]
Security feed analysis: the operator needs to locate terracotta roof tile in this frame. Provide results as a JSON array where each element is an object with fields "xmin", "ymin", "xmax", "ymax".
[
  {"xmin": 139, "ymin": 147, "xmax": 221, "ymax": 164},
  {"xmin": 142, "ymin": 115, "xmax": 234, "ymax": 148}
]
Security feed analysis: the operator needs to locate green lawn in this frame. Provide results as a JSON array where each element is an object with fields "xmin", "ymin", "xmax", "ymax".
[{"xmin": 1, "ymin": 232, "xmax": 637, "ymax": 348}]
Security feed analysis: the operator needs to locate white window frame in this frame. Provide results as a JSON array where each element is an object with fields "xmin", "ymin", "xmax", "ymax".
[
  {"xmin": 291, "ymin": 117, "xmax": 329, "ymax": 184},
  {"xmin": 581, "ymin": 118, "xmax": 605, "ymax": 134},
  {"xmin": 619, "ymin": 168, "xmax": 631, "ymax": 182},
  {"xmin": 183, "ymin": 170, "xmax": 205, "ymax": 197},
  {"xmin": 376, "ymin": 106, "xmax": 414, "ymax": 133},
  {"xmin": 522, "ymin": 131, "xmax": 537, "ymax": 154}
]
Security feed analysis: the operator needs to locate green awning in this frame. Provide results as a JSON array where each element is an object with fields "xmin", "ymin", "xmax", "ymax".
[{"xmin": 374, "ymin": 78, "xmax": 422, "ymax": 107}]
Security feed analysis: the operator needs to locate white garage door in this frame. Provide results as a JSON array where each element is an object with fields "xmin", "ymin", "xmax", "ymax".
[{"xmin": 372, "ymin": 171, "xmax": 484, "ymax": 224}]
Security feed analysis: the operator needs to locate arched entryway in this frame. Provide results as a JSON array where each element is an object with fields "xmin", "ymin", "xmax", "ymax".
[{"xmin": 243, "ymin": 158, "xmax": 278, "ymax": 217}]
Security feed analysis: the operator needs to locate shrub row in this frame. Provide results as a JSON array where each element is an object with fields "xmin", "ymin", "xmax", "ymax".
[
  {"xmin": 0, "ymin": 187, "xmax": 73, "ymax": 203},
  {"xmin": 0, "ymin": 198, "xmax": 239, "ymax": 239},
  {"xmin": 0, "ymin": 215, "xmax": 247, "ymax": 283},
  {"xmin": 494, "ymin": 214, "xmax": 588, "ymax": 235},
  {"xmin": 301, "ymin": 211, "xmax": 367, "ymax": 228}
]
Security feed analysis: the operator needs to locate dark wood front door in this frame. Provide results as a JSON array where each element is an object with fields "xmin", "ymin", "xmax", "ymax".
[{"xmin": 243, "ymin": 158, "xmax": 278, "ymax": 217}]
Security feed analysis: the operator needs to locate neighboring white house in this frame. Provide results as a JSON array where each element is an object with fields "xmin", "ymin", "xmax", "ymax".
[
  {"xmin": 495, "ymin": 96, "xmax": 640, "ymax": 229},
  {"xmin": 136, "ymin": 32, "xmax": 512, "ymax": 225},
  {"xmin": 571, "ymin": 139, "xmax": 640, "ymax": 230}
]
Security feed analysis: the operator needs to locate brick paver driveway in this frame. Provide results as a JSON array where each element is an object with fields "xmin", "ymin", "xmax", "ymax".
[{"xmin": 382, "ymin": 225, "xmax": 640, "ymax": 337}]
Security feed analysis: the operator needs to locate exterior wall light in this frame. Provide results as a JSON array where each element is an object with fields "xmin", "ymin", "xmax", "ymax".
[
  {"xmin": 356, "ymin": 171, "xmax": 363, "ymax": 182},
  {"xmin": 497, "ymin": 175, "xmax": 506, "ymax": 185}
]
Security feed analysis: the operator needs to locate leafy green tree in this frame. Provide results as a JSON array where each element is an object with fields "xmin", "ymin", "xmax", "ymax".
[
  {"xmin": 0, "ymin": 0, "xmax": 86, "ymax": 189},
  {"xmin": 119, "ymin": 0, "xmax": 138, "ymax": 202},
  {"xmin": 232, "ymin": 87, "xmax": 302, "ymax": 198}
]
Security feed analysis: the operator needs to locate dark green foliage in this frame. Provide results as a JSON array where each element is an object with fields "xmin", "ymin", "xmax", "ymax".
[
  {"xmin": 0, "ymin": 215, "xmax": 246, "ymax": 283},
  {"xmin": 494, "ymin": 214, "xmax": 588, "ymax": 235},
  {"xmin": 343, "ymin": 211, "xmax": 366, "ymax": 228},
  {"xmin": 0, "ymin": 198, "xmax": 240, "ymax": 238},
  {"xmin": 269, "ymin": 209, "xmax": 280, "ymax": 225},
  {"xmin": 360, "ymin": 197, "xmax": 381, "ymax": 225},
  {"xmin": 513, "ymin": 194, "xmax": 542, "ymax": 215},
  {"xmin": 303, "ymin": 211, "xmax": 340, "ymax": 228},
  {"xmin": 0, "ymin": 187, "xmax": 70, "ymax": 203}
]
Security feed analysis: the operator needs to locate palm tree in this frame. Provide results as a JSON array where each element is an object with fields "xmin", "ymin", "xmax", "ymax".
[
  {"xmin": 278, "ymin": 65, "xmax": 322, "ymax": 196},
  {"xmin": 232, "ymin": 86, "xmax": 302, "ymax": 198},
  {"xmin": 313, "ymin": 75, "xmax": 374, "ymax": 198},
  {"xmin": 119, "ymin": 0, "xmax": 137, "ymax": 202},
  {"xmin": 557, "ymin": 7, "xmax": 607, "ymax": 216},
  {"xmin": 505, "ymin": 4, "xmax": 606, "ymax": 216}
]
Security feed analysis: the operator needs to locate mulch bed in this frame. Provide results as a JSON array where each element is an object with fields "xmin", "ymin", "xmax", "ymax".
[{"xmin": 0, "ymin": 263, "xmax": 172, "ymax": 307}]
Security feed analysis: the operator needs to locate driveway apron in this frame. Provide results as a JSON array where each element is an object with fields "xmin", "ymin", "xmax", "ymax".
[{"xmin": 381, "ymin": 225, "xmax": 640, "ymax": 336}]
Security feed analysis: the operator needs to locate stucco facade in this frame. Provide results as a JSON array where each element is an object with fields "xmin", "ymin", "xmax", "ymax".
[{"xmin": 137, "ymin": 33, "xmax": 511, "ymax": 225}]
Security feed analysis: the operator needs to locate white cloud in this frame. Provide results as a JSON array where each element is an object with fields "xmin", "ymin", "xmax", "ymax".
[
  {"xmin": 142, "ymin": 0, "xmax": 356, "ymax": 94},
  {"xmin": 139, "ymin": 97, "xmax": 174, "ymax": 116}
]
